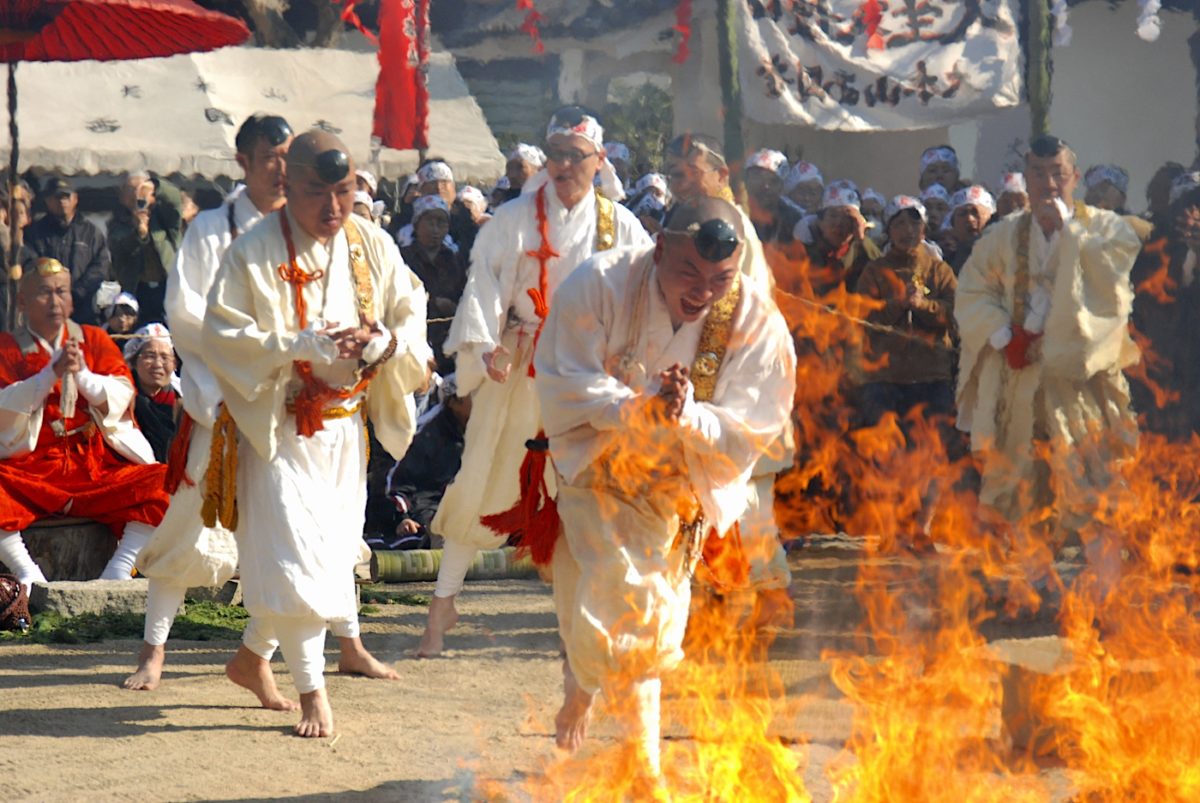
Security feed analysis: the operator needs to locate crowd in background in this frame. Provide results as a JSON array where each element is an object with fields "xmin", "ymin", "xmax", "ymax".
[{"xmin": 3, "ymin": 129, "xmax": 1198, "ymax": 550}]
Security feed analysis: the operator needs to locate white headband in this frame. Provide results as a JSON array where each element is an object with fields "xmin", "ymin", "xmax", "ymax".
[{"xmin": 417, "ymin": 161, "xmax": 454, "ymax": 185}]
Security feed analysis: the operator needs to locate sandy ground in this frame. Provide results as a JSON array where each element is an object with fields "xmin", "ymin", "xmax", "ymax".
[{"xmin": 0, "ymin": 544, "xmax": 1077, "ymax": 802}]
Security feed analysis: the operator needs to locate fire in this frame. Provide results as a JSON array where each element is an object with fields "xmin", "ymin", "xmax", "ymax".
[{"xmin": 480, "ymin": 228, "xmax": 1200, "ymax": 801}]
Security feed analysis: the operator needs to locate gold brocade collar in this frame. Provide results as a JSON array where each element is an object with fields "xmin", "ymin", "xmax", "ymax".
[{"xmin": 690, "ymin": 273, "xmax": 742, "ymax": 402}]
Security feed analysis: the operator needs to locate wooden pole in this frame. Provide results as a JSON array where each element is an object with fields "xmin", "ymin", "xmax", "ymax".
[
  {"xmin": 1026, "ymin": 0, "xmax": 1052, "ymax": 138},
  {"xmin": 715, "ymin": 0, "xmax": 744, "ymax": 164},
  {"xmin": 6, "ymin": 62, "xmax": 18, "ymax": 332}
]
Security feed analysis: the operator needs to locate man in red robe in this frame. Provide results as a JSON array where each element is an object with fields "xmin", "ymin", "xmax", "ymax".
[{"xmin": 0, "ymin": 258, "xmax": 169, "ymax": 593}]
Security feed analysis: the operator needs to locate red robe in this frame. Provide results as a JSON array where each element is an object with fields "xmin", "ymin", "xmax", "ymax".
[{"xmin": 0, "ymin": 324, "xmax": 168, "ymax": 536}]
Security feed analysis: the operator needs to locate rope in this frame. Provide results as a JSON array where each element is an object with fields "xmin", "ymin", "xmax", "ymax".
[
  {"xmin": 785, "ymin": 292, "xmax": 960, "ymax": 358},
  {"xmin": 105, "ymin": 316, "xmax": 456, "ymax": 341}
]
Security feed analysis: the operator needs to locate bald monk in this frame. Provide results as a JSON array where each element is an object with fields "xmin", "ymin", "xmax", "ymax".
[
  {"xmin": 0, "ymin": 259, "xmax": 169, "ymax": 593},
  {"xmin": 124, "ymin": 114, "xmax": 401, "ymax": 700},
  {"xmin": 203, "ymin": 130, "xmax": 431, "ymax": 736}
]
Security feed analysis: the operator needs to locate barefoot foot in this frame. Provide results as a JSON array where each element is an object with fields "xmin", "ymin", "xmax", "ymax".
[
  {"xmin": 295, "ymin": 688, "xmax": 335, "ymax": 738},
  {"xmin": 122, "ymin": 642, "xmax": 165, "ymax": 691},
  {"xmin": 337, "ymin": 637, "xmax": 399, "ymax": 679},
  {"xmin": 415, "ymin": 594, "xmax": 459, "ymax": 658},
  {"xmin": 554, "ymin": 660, "xmax": 595, "ymax": 752},
  {"xmin": 225, "ymin": 646, "xmax": 299, "ymax": 711}
]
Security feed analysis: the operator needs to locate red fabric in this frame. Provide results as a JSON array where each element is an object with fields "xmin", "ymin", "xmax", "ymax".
[
  {"xmin": 0, "ymin": 325, "xmax": 168, "ymax": 536},
  {"xmin": 672, "ymin": 0, "xmax": 692, "ymax": 64},
  {"xmin": 0, "ymin": 0, "xmax": 249, "ymax": 63},
  {"xmin": 372, "ymin": 0, "xmax": 430, "ymax": 151},
  {"xmin": 1004, "ymin": 326, "xmax": 1042, "ymax": 370},
  {"xmin": 162, "ymin": 409, "xmax": 193, "ymax": 493},
  {"xmin": 480, "ymin": 431, "xmax": 560, "ymax": 567},
  {"xmin": 515, "ymin": 0, "xmax": 546, "ymax": 55},
  {"xmin": 697, "ymin": 523, "xmax": 751, "ymax": 590},
  {"xmin": 860, "ymin": 0, "xmax": 884, "ymax": 51},
  {"xmin": 334, "ymin": 0, "xmax": 377, "ymax": 45}
]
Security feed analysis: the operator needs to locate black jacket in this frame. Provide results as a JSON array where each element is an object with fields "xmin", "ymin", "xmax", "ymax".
[{"xmin": 25, "ymin": 213, "xmax": 112, "ymax": 325}]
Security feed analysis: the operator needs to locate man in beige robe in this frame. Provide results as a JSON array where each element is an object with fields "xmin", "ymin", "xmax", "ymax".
[
  {"xmin": 203, "ymin": 131, "xmax": 429, "ymax": 737},
  {"xmin": 536, "ymin": 198, "xmax": 796, "ymax": 777},
  {"xmin": 956, "ymin": 135, "xmax": 1140, "ymax": 567}
]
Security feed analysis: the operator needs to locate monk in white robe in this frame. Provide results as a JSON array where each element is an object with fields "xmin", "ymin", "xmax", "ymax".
[
  {"xmin": 536, "ymin": 198, "xmax": 796, "ymax": 775},
  {"xmin": 664, "ymin": 131, "xmax": 793, "ymax": 625},
  {"xmin": 125, "ymin": 115, "xmax": 400, "ymax": 697},
  {"xmin": 417, "ymin": 106, "xmax": 650, "ymax": 656},
  {"xmin": 956, "ymin": 136, "xmax": 1140, "ymax": 563},
  {"xmin": 203, "ymin": 131, "xmax": 429, "ymax": 737}
]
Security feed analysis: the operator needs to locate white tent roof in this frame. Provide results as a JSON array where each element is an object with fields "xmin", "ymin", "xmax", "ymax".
[{"xmin": 2, "ymin": 47, "xmax": 504, "ymax": 182}]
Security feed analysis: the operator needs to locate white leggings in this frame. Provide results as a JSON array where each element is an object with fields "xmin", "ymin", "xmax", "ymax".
[
  {"xmin": 143, "ymin": 580, "xmax": 187, "ymax": 646},
  {"xmin": 433, "ymin": 539, "xmax": 476, "ymax": 598},
  {"xmin": 243, "ymin": 615, "xmax": 328, "ymax": 694},
  {"xmin": 243, "ymin": 615, "xmax": 357, "ymax": 662}
]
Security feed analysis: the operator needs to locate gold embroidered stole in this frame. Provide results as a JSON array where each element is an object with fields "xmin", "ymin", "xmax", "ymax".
[
  {"xmin": 595, "ymin": 193, "xmax": 616, "ymax": 251},
  {"xmin": 691, "ymin": 274, "xmax": 743, "ymax": 402}
]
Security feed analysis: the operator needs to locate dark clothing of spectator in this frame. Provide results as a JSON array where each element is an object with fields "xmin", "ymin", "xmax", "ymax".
[
  {"xmin": 855, "ymin": 246, "xmax": 957, "ymax": 386},
  {"xmin": 1130, "ymin": 234, "xmax": 1200, "ymax": 440},
  {"xmin": 26, "ymin": 212, "xmax": 111, "ymax": 326},
  {"xmin": 386, "ymin": 403, "xmax": 467, "ymax": 548},
  {"xmin": 450, "ymin": 204, "xmax": 480, "ymax": 258},
  {"xmin": 133, "ymin": 385, "xmax": 178, "ymax": 463},
  {"xmin": 401, "ymin": 243, "xmax": 467, "ymax": 373},
  {"xmin": 752, "ymin": 200, "xmax": 805, "ymax": 246},
  {"xmin": 109, "ymin": 179, "xmax": 185, "ymax": 325},
  {"xmin": 790, "ymin": 224, "xmax": 882, "ymax": 298}
]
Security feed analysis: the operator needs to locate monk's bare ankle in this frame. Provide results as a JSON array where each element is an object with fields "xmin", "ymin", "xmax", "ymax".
[
  {"xmin": 416, "ymin": 595, "xmax": 458, "ymax": 657},
  {"xmin": 295, "ymin": 688, "xmax": 334, "ymax": 738},
  {"xmin": 336, "ymin": 637, "xmax": 399, "ymax": 679},
  {"xmin": 225, "ymin": 645, "xmax": 299, "ymax": 711},
  {"xmin": 122, "ymin": 642, "xmax": 165, "ymax": 691},
  {"xmin": 554, "ymin": 660, "xmax": 595, "ymax": 752}
]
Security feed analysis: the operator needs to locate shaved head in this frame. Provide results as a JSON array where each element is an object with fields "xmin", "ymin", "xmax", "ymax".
[
  {"xmin": 665, "ymin": 196, "xmax": 745, "ymax": 240},
  {"xmin": 287, "ymin": 130, "xmax": 355, "ymax": 184},
  {"xmin": 285, "ymin": 128, "xmax": 357, "ymax": 241}
]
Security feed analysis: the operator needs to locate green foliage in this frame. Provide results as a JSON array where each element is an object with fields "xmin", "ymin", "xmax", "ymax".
[
  {"xmin": 359, "ymin": 585, "xmax": 430, "ymax": 607},
  {"xmin": 0, "ymin": 599, "xmax": 250, "ymax": 645},
  {"xmin": 601, "ymin": 83, "xmax": 674, "ymax": 176}
]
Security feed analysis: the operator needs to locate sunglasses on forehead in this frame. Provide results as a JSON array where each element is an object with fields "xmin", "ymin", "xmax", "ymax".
[
  {"xmin": 294, "ymin": 149, "xmax": 351, "ymax": 184},
  {"xmin": 550, "ymin": 105, "xmax": 597, "ymax": 129},
  {"xmin": 668, "ymin": 218, "xmax": 741, "ymax": 263}
]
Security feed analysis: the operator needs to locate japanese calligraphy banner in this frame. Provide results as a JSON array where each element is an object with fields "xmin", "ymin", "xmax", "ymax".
[{"xmin": 740, "ymin": 0, "xmax": 1023, "ymax": 131}]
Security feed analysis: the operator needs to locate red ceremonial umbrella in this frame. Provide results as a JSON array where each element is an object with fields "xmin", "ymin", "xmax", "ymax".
[{"xmin": 0, "ymin": 0, "xmax": 251, "ymax": 322}]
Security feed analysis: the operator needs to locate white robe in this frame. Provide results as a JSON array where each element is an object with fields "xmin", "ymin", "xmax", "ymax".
[
  {"xmin": 955, "ymin": 204, "xmax": 1141, "ymax": 525},
  {"xmin": 536, "ymin": 244, "xmax": 796, "ymax": 692},
  {"xmin": 135, "ymin": 187, "xmax": 263, "ymax": 587},
  {"xmin": 431, "ymin": 186, "xmax": 651, "ymax": 549},
  {"xmin": 203, "ymin": 209, "xmax": 429, "ymax": 620}
]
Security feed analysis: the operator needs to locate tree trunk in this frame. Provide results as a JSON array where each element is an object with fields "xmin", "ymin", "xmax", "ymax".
[{"xmin": 242, "ymin": 0, "xmax": 302, "ymax": 48}]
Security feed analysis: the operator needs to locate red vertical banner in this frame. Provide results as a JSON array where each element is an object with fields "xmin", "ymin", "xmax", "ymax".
[{"xmin": 372, "ymin": 0, "xmax": 430, "ymax": 151}]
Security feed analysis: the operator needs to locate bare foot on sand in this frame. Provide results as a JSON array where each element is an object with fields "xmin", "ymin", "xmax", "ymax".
[
  {"xmin": 554, "ymin": 660, "xmax": 595, "ymax": 752},
  {"xmin": 225, "ymin": 646, "xmax": 299, "ymax": 711},
  {"xmin": 416, "ymin": 594, "xmax": 458, "ymax": 657},
  {"xmin": 295, "ymin": 688, "xmax": 334, "ymax": 738},
  {"xmin": 122, "ymin": 642, "xmax": 166, "ymax": 691},
  {"xmin": 337, "ymin": 637, "xmax": 399, "ymax": 679}
]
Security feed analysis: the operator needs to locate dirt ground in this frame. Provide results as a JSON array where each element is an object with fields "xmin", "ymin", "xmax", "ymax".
[{"xmin": 0, "ymin": 544, "xmax": 1076, "ymax": 802}]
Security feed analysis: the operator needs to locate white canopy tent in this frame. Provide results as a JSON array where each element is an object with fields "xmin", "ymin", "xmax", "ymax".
[{"xmin": 1, "ymin": 46, "xmax": 504, "ymax": 182}]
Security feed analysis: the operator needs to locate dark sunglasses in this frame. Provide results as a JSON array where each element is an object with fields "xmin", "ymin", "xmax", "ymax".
[
  {"xmin": 544, "ymin": 147, "xmax": 597, "ymax": 166},
  {"xmin": 1028, "ymin": 134, "xmax": 1070, "ymax": 158},
  {"xmin": 673, "ymin": 218, "xmax": 741, "ymax": 262}
]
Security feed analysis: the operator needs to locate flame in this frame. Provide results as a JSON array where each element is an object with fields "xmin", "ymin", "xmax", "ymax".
[{"xmin": 477, "ymin": 228, "xmax": 1200, "ymax": 801}]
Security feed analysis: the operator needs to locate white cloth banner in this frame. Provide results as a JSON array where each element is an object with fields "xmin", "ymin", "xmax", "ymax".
[
  {"xmin": 738, "ymin": 0, "xmax": 1023, "ymax": 131},
  {"xmin": 1, "ymin": 47, "xmax": 504, "ymax": 181}
]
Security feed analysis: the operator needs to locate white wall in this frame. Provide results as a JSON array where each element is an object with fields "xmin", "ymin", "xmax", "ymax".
[{"xmin": 955, "ymin": 1, "xmax": 1197, "ymax": 213}]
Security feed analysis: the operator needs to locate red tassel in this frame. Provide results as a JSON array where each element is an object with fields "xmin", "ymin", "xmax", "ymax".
[
  {"xmin": 480, "ymin": 431, "xmax": 561, "ymax": 567},
  {"xmin": 335, "ymin": 0, "xmax": 378, "ymax": 45},
  {"xmin": 672, "ymin": 0, "xmax": 693, "ymax": 64},
  {"xmin": 163, "ymin": 411, "xmax": 195, "ymax": 494}
]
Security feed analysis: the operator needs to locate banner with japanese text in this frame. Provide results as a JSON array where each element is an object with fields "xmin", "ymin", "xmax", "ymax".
[{"xmin": 740, "ymin": 0, "xmax": 1023, "ymax": 131}]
